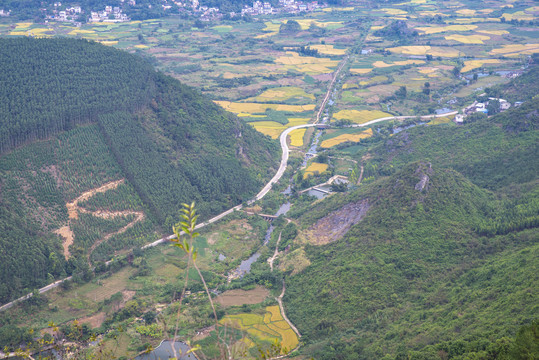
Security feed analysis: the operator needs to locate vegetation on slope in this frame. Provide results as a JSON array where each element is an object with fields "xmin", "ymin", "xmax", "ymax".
[
  {"xmin": 283, "ymin": 67, "xmax": 539, "ymax": 359},
  {"xmin": 285, "ymin": 163, "xmax": 538, "ymax": 359},
  {"xmin": 0, "ymin": 38, "xmax": 279, "ymax": 302}
]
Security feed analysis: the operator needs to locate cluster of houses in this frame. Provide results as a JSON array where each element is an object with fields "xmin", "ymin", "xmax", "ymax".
[
  {"xmin": 241, "ymin": 0, "xmax": 323, "ymax": 16},
  {"xmin": 89, "ymin": 5, "xmax": 130, "ymax": 22},
  {"xmin": 455, "ymin": 97, "xmax": 518, "ymax": 124},
  {"xmin": 49, "ymin": 3, "xmax": 82, "ymax": 22},
  {"xmin": 0, "ymin": 9, "xmax": 11, "ymax": 17}
]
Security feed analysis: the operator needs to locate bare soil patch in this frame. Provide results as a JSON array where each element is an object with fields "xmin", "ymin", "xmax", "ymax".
[
  {"xmin": 215, "ymin": 286, "xmax": 269, "ymax": 307},
  {"xmin": 302, "ymin": 199, "xmax": 370, "ymax": 245},
  {"xmin": 54, "ymin": 225, "xmax": 74, "ymax": 259},
  {"xmin": 79, "ymin": 312, "xmax": 106, "ymax": 328}
]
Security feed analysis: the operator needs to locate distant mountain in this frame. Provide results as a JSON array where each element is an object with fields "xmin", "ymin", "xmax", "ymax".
[{"xmin": 0, "ymin": 38, "xmax": 279, "ymax": 302}]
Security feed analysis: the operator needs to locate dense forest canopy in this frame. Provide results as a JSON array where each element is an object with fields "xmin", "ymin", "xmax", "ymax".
[{"xmin": 0, "ymin": 37, "xmax": 279, "ymax": 303}]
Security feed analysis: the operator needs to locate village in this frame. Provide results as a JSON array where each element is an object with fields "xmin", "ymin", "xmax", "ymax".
[{"xmin": 1, "ymin": 0, "xmax": 326, "ymax": 24}]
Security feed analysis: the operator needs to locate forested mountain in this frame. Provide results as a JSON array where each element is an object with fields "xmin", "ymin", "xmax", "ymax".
[
  {"xmin": 283, "ymin": 75, "xmax": 539, "ymax": 358},
  {"xmin": 0, "ymin": 38, "xmax": 278, "ymax": 302}
]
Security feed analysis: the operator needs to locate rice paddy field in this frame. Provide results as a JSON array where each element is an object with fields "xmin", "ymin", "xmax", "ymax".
[{"xmin": 220, "ymin": 305, "xmax": 299, "ymax": 356}]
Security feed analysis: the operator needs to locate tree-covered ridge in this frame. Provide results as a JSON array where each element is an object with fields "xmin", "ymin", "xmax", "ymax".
[
  {"xmin": 0, "ymin": 37, "xmax": 155, "ymax": 153},
  {"xmin": 284, "ymin": 162, "xmax": 538, "ymax": 359},
  {"xmin": 0, "ymin": 38, "xmax": 279, "ymax": 302}
]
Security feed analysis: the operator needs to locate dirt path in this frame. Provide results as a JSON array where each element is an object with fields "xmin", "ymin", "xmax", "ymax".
[
  {"xmin": 54, "ymin": 179, "xmax": 145, "ymax": 263},
  {"xmin": 268, "ymin": 231, "xmax": 282, "ymax": 272},
  {"xmin": 276, "ymin": 279, "xmax": 301, "ymax": 339}
]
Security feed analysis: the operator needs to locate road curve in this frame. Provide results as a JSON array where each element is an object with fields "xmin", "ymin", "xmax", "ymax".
[{"xmin": 0, "ymin": 111, "xmax": 455, "ymax": 312}]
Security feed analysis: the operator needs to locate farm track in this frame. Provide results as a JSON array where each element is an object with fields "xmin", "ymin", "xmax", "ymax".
[{"xmin": 52, "ymin": 179, "xmax": 146, "ymax": 265}]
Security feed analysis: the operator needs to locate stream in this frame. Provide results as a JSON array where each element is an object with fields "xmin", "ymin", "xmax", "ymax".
[{"xmin": 135, "ymin": 340, "xmax": 196, "ymax": 360}]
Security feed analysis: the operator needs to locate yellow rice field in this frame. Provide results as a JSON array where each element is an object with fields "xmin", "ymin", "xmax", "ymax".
[
  {"xmin": 350, "ymin": 68, "xmax": 373, "ymax": 74},
  {"xmin": 387, "ymin": 45, "xmax": 462, "ymax": 57},
  {"xmin": 373, "ymin": 59, "xmax": 425, "ymax": 68},
  {"xmin": 461, "ymin": 59, "xmax": 501, "ymax": 73},
  {"xmin": 98, "ymin": 40, "xmax": 118, "ymax": 46},
  {"xmin": 502, "ymin": 11, "xmax": 534, "ymax": 21},
  {"xmin": 289, "ymin": 129, "xmax": 307, "ymax": 147},
  {"xmin": 295, "ymin": 19, "xmax": 343, "ymax": 30},
  {"xmin": 275, "ymin": 52, "xmax": 339, "ymax": 74},
  {"xmin": 415, "ymin": 24, "xmax": 477, "ymax": 34},
  {"xmin": 304, "ymin": 162, "xmax": 329, "ymax": 179},
  {"xmin": 215, "ymin": 101, "xmax": 315, "ymax": 114},
  {"xmin": 68, "ymin": 29, "xmax": 96, "ymax": 35},
  {"xmin": 320, "ymin": 128, "xmax": 373, "ymax": 148},
  {"xmin": 489, "ymin": 44, "xmax": 539, "ymax": 56},
  {"xmin": 220, "ymin": 306, "xmax": 299, "ymax": 354},
  {"xmin": 309, "ymin": 44, "xmax": 346, "ymax": 55},
  {"xmin": 476, "ymin": 30, "xmax": 509, "ymax": 36},
  {"xmin": 333, "ymin": 110, "xmax": 391, "ymax": 124},
  {"xmin": 250, "ymin": 118, "xmax": 311, "ymax": 139},
  {"xmin": 245, "ymin": 86, "xmax": 315, "ymax": 102},
  {"xmin": 445, "ymin": 34, "xmax": 490, "ymax": 44},
  {"xmin": 134, "ymin": 44, "xmax": 149, "ymax": 48}
]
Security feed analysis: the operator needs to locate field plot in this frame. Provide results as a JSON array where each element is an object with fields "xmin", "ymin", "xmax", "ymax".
[
  {"xmin": 489, "ymin": 44, "xmax": 539, "ymax": 56},
  {"xmin": 243, "ymin": 86, "xmax": 315, "ymax": 103},
  {"xmin": 289, "ymin": 128, "xmax": 307, "ymax": 147},
  {"xmin": 445, "ymin": 34, "xmax": 490, "ymax": 44},
  {"xmin": 372, "ymin": 60, "xmax": 425, "ymax": 68},
  {"xmin": 415, "ymin": 25, "xmax": 477, "ymax": 35},
  {"xmin": 387, "ymin": 45, "xmax": 463, "ymax": 57},
  {"xmin": 320, "ymin": 128, "xmax": 373, "ymax": 148},
  {"xmin": 220, "ymin": 306, "xmax": 299, "ymax": 355},
  {"xmin": 215, "ymin": 101, "xmax": 314, "ymax": 114},
  {"xmin": 309, "ymin": 44, "xmax": 347, "ymax": 55},
  {"xmin": 350, "ymin": 68, "xmax": 373, "ymax": 74},
  {"xmin": 332, "ymin": 109, "xmax": 391, "ymax": 124},
  {"xmin": 274, "ymin": 51, "xmax": 340, "ymax": 75},
  {"xmin": 250, "ymin": 118, "xmax": 311, "ymax": 139},
  {"xmin": 304, "ymin": 162, "xmax": 329, "ymax": 179},
  {"xmin": 461, "ymin": 59, "xmax": 502, "ymax": 72}
]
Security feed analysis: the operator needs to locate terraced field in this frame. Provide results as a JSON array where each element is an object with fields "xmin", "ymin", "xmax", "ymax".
[{"xmin": 220, "ymin": 306, "xmax": 299, "ymax": 355}]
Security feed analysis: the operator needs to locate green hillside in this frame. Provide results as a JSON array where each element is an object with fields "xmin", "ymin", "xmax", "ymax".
[
  {"xmin": 283, "ymin": 72, "xmax": 539, "ymax": 358},
  {"xmin": 284, "ymin": 163, "xmax": 538, "ymax": 359},
  {"xmin": 0, "ymin": 38, "xmax": 278, "ymax": 303}
]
